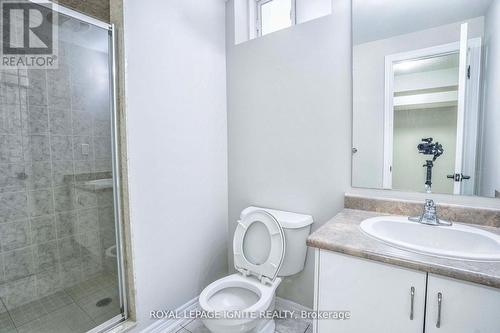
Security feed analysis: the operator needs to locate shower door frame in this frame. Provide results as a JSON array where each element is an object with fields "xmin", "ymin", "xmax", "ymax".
[{"xmin": 27, "ymin": 1, "xmax": 129, "ymax": 331}]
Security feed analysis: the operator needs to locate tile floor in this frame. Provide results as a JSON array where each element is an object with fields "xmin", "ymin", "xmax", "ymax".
[
  {"xmin": 0, "ymin": 273, "xmax": 121, "ymax": 333},
  {"xmin": 174, "ymin": 317, "xmax": 312, "ymax": 333}
]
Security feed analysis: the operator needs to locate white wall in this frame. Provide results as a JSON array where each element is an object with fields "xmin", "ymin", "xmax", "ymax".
[
  {"xmin": 122, "ymin": 1, "xmax": 228, "ymax": 331},
  {"xmin": 352, "ymin": 17, "xmax": 484, "ymax": 189},
  {"xmin": 353, "ymin": 0, "xmax": 493, "ymax": 45},
  {"xmin": 479, "ymin": 0, "xmax": 500, "ymax": 197},
  {"xmin": 226, "ymin": 0, "xmax": 351, "ymax": 308},
  {"xmin": 296, "ymin": 0, "xmax": 332, "ymax": 24}
]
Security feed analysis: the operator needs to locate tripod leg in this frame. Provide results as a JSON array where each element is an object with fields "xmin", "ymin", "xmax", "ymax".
[{"xmin": 424, "ymin": 160, "xmax": 433, "ymax": 193}]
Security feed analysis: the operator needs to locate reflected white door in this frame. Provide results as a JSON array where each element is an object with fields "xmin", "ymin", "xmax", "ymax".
[
  {"xmin": 458, "ymin": 28, "xmax": 482, "ymax": 196},
  {"xmin": 452, "ymin": 23, "xmax": 469, "ymax": 195}
]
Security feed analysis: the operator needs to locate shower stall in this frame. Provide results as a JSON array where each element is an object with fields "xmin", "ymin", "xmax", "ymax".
[{"xmin": 0, "ymin": 1, "xmax": 126, "ymax": 332}]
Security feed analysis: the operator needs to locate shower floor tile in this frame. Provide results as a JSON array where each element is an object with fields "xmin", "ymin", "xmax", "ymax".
[
  {"xmin": 8, "ymin": 300, "xmax": 48, "ymax": 327},
  {"xmin": 38, "ymin": 291, "xmax": 73, "ymax": 314},
  {"xmin": 16, "ymin": 304, "xmax": 94, "ymax": 333},
  {"xmin": 75, "ymin": 288, "xmax": 120, "ymax": 321},
  {"xmin": 65, "ymin": 279, "xmax": 102, "ymax": 301},
  {"xmin": 0, "ymin": 272, "xmax": 121, "ymax": 333},
  {"xmin": 0, "ymin": 312, "xmax": 16, "ymax": 333}
]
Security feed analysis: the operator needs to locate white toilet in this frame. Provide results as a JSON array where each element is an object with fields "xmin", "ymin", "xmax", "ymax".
[{"xmin": 199, "ymin": 206, "xmax": 313, "ymax": 333}]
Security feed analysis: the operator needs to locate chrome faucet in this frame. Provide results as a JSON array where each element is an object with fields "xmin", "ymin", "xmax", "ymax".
[{"xmin": 408, "ymin": 199, "xmax": 452, "ymax": 226}]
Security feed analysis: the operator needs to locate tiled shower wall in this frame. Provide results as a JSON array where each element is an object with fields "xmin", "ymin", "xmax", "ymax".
[
  {"xmin": 58, "ymin": 0, "xmax": 110, "ymax": 23},
  {"xmin": 0, "ymin": 39, "xmax": 116, "ymax": 310}
]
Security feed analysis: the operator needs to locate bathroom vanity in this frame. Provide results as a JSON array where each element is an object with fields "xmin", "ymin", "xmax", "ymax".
[{"xmin": 308, "ymin": 209, "xmax": 500, "ymax": 333}]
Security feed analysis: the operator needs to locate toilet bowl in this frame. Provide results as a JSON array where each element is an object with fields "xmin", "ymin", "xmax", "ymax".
[
  {"xmin": 199, "ymin": 273, "xmax": 281, "ymax": 333},
  {"xmin": 199, "ymin": 207, "xmax": 313, "ymax": 333}
]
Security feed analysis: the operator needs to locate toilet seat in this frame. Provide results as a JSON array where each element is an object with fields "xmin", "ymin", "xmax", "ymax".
[{"xmin": 233, "ymin": 210, "xmax": 285, "ymax": 284}]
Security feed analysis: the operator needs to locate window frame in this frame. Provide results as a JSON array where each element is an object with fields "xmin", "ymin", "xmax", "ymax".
[{"xmin": 255, "ymin": 0, "xmax": 297, "ymax": 37}]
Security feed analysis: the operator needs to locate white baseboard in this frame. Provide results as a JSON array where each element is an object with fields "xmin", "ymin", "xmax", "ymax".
[
  {"xmin": 141, "ymin": 297, "xmax": 200, "ymax": 333},
  {"xmin": 140, "ymin": 295, "xmax": 311, "ymax": 333}
]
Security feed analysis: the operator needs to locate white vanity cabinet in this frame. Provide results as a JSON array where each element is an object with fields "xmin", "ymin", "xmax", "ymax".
[
  {"xmin": 315, "ymin": 250, "xmax": 427, "ymax": 333},
  {"xmin": 424, "ymin": 274, "xmax": 500, "ymax": 333},
  {"xmin": 314, "ymin": 250, "xmax": 500, "ymax": 333}
]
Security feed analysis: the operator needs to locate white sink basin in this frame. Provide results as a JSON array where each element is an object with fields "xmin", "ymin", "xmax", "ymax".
[{"xmin": 360, "ymin": 216, "xmax": 500, "ymax": 261}]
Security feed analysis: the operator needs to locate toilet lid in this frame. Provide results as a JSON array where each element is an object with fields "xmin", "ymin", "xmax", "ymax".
[{"xmin": 233, "ymin": 210, "xmax": 285, "ymax": 283}]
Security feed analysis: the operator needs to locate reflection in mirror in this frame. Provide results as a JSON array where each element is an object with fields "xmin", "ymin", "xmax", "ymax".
[
  {"xmin": 392, "ymin": 54, "xmax": 459, "ymax": 195},
  {"xmin": 352, "ymin": 0, "xmax": 500, "ymax": 198}
]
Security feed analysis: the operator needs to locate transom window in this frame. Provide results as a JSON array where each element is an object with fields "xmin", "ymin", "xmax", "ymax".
[{"xmin": 256, "ymin": 0, "xmax": 296, "ymax": 37}]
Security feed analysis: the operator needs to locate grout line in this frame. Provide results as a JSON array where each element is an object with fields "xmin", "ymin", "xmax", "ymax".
[
  {"xmin": 15, "ymin": 65, "xmax": 35, "ymax": 317},
  {"xmin": 0, "ymin": 296, "xmax": 17, "ymax": 331},
  {"xmin": 180, "ymin": 318, "xmax": 195, "ymax": 329},
  {"xmin": 39, "ymin": 67, "xmax": 57, "ymax": 303},
  {"xmin": 41, "ymin": 290, "xmax": 76, "ymax": 316},
  {"xmin": 65, "ymin": 46, "xmax": 89, "ymax": 292},
  {"xmin": 174, "ymin": 327, "xmax": 188, "ymax": 333},
  {"xmin": 7, "ymin": 289, "xmax": 81, "ymax": 329},
  {"xmin": 64, "ymin": 279, "xmax": 101, "ymax": 327}
]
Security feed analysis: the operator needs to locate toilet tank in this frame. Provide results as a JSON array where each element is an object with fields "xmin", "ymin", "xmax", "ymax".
[{"xmin": 240, "ymin": 207, "xmax": 314, "ymax": 276}]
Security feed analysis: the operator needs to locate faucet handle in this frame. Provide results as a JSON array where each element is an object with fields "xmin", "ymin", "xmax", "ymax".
[
  {"xmin": 423, "ymin": 199, "xmax": 437, "ymax": 221},
  {"xmin": 409, "ymin": 199, "xmax": 452, "ymax": 226},
  {"xmin": 425, "ymin": 199, "xmax": 435, "ymax": 209}
]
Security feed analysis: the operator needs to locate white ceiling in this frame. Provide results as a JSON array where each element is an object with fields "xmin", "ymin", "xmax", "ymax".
[{"xmin": 353, "ymin": 0, "xmax": 494, "ymax": 45}]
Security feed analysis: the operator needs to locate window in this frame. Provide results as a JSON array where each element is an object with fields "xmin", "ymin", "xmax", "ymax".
[
  {"xmin": 233, "ymin": 0, "xmax": 332, "ymax": 44},
  {"xmin": 256, "ymin": 0, "xmax": 296, "ymax": 37}
]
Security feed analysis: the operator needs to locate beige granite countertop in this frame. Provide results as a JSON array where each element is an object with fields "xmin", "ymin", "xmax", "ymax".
[{"xmin": 307, "ymin": 209, "xmax": 500, "ymax": 289}]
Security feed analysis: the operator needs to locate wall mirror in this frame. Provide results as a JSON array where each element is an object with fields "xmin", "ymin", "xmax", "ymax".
[{"xmin": 352, "ymin": 0, "xmax": 499, "ymax": 198}]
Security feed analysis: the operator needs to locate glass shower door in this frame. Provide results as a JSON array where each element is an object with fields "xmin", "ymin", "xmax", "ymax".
[{"xmin": 0, "ymin": 2, "xmax": 125, "ymax": 332}]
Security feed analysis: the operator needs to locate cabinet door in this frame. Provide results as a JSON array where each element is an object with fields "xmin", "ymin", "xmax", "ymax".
[
  {"xmin": 425, "ymin": 274, "xmax": 500, "ymax": 333},
  {"xmin": 316, "ymin": 250, "xmax": 426, "ymax": 333}
]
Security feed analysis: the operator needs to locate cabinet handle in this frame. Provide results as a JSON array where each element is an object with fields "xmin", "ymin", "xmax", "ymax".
[
  {"xmin": 436, "ymin": 292, "xmax": 443, "ymax": 328},
  {"xmin": 410, "ymin": 286, "xmax": 415, "ymax": 320}
]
